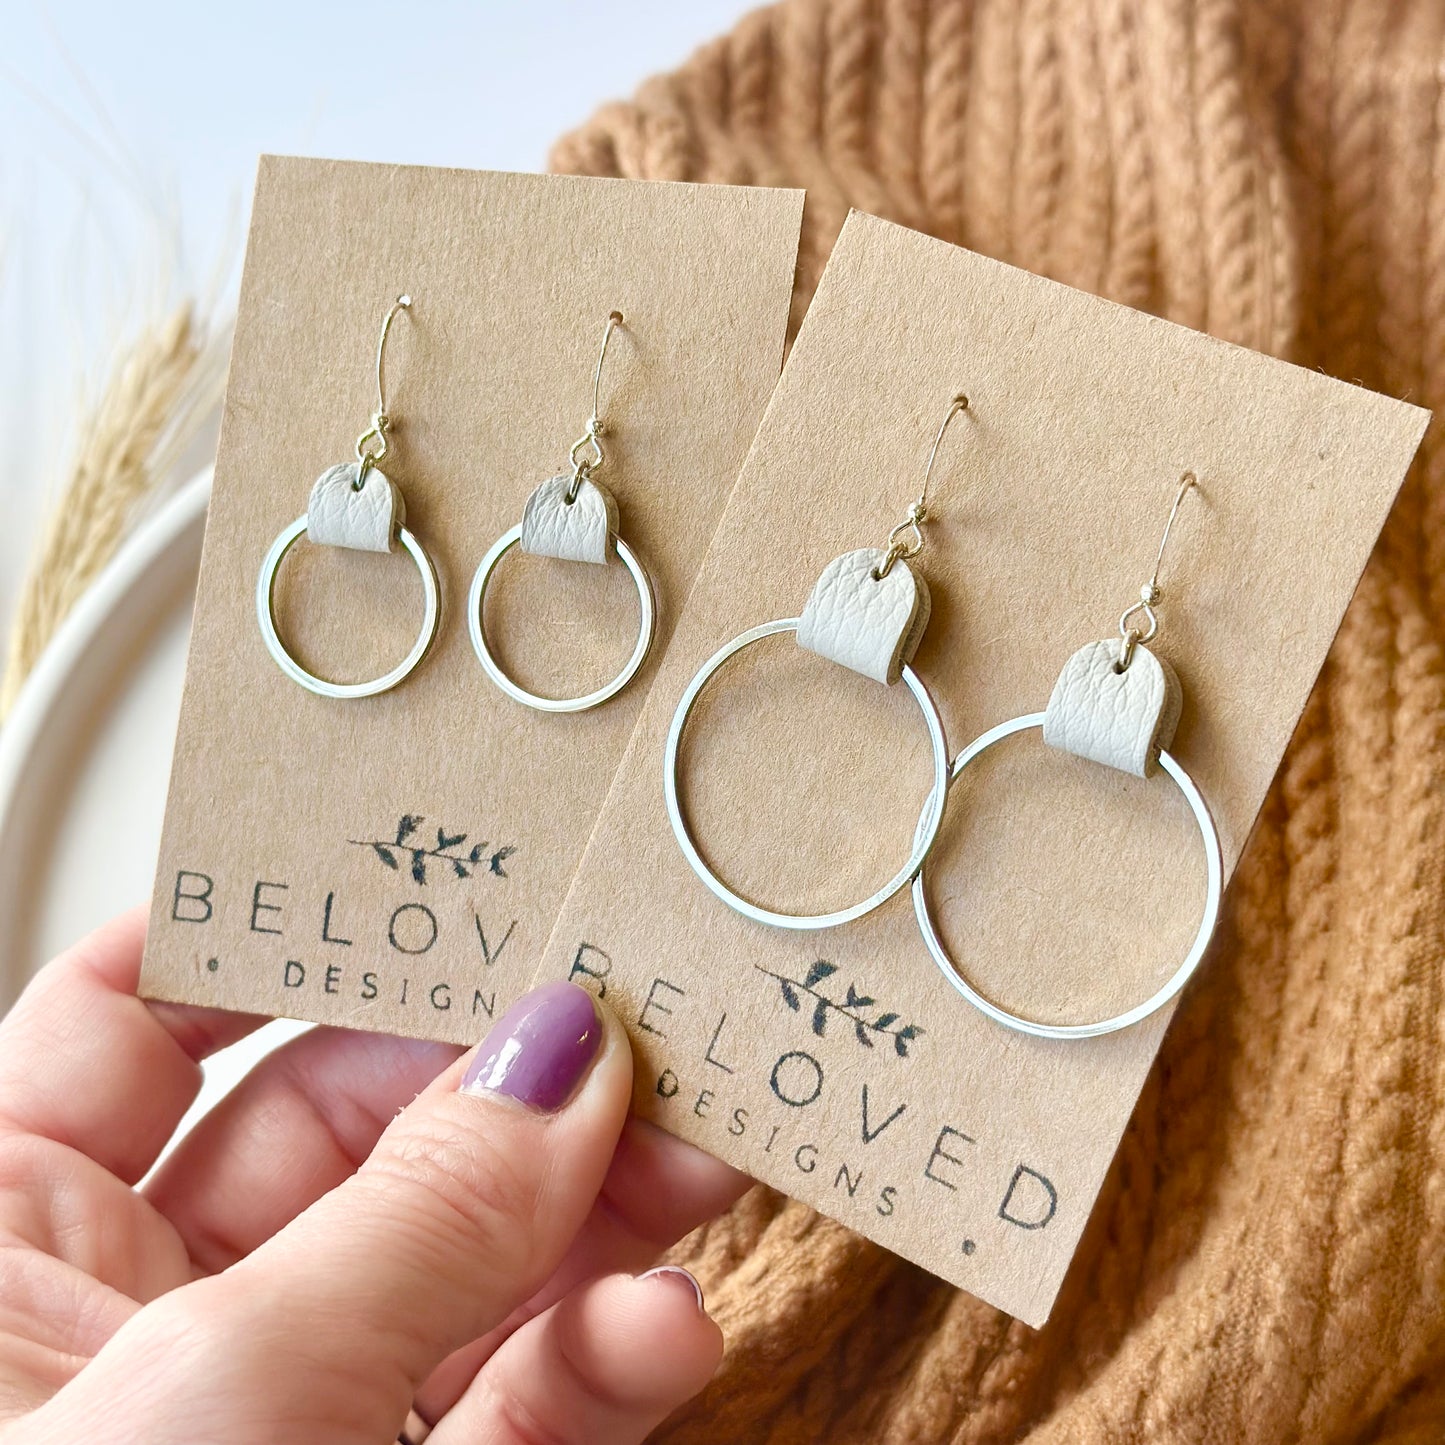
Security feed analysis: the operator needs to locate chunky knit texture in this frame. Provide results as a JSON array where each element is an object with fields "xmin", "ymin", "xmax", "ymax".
[{"xmin": 552, "ymin": 2, "xmax": 1445, "ymax": 1440}]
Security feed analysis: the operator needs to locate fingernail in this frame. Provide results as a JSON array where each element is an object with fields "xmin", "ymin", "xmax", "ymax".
[
  {"xmin": 461, "ymin": 982, "xmax": 603, "ymax": 1112},
  {"xmin": 638, "ymin": 1265, "xmax": 706, "ymax": 1312}
]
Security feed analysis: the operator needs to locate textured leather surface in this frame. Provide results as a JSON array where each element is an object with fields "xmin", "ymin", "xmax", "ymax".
[
  {"xmin": 305, "ymin": 462, "xmax": 404, "ymax": 553},
  {"xmin": 796, "ymin": 547, "xmax": 931, "ymax": 685},
  {"xmin": 1042, "ymin": 638, "xmax": 1182, "ymax": 777},
  {"xmin": 519, "ymin": 473, "xmax": 618, "ymax": 564}
]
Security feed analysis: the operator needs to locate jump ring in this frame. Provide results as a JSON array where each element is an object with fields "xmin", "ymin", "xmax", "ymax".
[
  {"xmin": 564, "ymin": 462, "xmax": 589, "ymax": 507},
  {"xmin": 872, "ymin": 541, "xmax": 906, "ymax": 580}
]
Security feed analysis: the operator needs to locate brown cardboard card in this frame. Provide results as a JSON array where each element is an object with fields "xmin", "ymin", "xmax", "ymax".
[
  {"xmin": 141, "ymin": 157, "xmax": 803, "ymax": 1039},
  {"xmin": 530, "ymin": 211, "xmax": 1430, "ymax": 1326}
]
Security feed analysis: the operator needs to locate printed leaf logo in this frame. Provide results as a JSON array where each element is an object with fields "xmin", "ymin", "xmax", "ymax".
[
  {"xmin": 756, "ymin": 959, "xmax": 923, "ymax": 1058},
  {"xmin": 350, "ymin": 815, "xmax": 516, "ymax": 886}
]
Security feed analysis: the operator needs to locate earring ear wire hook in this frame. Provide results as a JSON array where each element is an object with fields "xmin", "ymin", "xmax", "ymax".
[
  {"xmin": 874, "ymin": 393, "xmax": 971, "ymax": 579},
  {"xmin": 566, "ymin": 310, "xmax": 626, "ymax": 504},
  {"xmin": 1117, "ymin": 470, "xmax": 1198, "ymax": 670},
  {"xmin": 590, "ymin": 310, "xmax": 624, "ymax": 433},
  {"xmin": 354, "ymin": 294, "xmax": 412, "ymax": 488}
]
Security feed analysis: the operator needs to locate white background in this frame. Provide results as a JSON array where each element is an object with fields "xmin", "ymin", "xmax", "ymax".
[{"xmin": 0, "ymin": 0, "xmax": 753, "ymax": 633}]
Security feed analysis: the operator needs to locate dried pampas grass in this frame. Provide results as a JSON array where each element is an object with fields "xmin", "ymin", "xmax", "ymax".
[{"xmin": 0, "ymin": 302, "xmax": 229, "ymax": 716}]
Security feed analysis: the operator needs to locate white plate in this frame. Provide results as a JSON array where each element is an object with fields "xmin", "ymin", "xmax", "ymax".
[{"xmin": 0, "ymin": 471, "xmax": 304, "ymax": 1137}]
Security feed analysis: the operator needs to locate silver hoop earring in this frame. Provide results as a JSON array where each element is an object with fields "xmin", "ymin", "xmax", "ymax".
[
  {"xmin": 912, "ymin": 473, "xmax": 1224, "ymax": 1039},
  {"xmin": 468, "ymin": 311, "xmax": 656, "ymax": 713},
  {"xmin": 257, "ymin": 295, "xmax": 440, "ymax": 699},
  {"xmin": 665, "ymin": 395, "xmax": 973, "ymax": 931}
]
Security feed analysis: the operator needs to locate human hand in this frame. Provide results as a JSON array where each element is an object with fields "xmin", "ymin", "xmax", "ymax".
[{"xmin": 0, "ymin": 908, "xmax": 749, "ymax": 1443}]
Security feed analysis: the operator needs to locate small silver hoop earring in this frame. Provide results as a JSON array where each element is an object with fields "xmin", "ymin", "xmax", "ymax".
[
  {"xmin": 912, "ymin": 473, "xmax": 1224, "ymax": 1038},
  {"xmin": 665, "ymin": 395, "xmax": 971, "ymax": 930},
  {"xmin": 256, "ymin": 295, "xmax": 440, "ymax": 699},
  {"xmin": 468, "ymin": 311, "xmax": 657, "ymax": 713}
]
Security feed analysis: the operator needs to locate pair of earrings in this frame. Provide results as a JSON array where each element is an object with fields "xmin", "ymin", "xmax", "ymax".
[
  {"xmin": 257, "ymin": 298, "xmax": 655, "ymax": 713},
  {"xmin": 664, "ymin": 397, "xmax": 1223, "ymax": 1042}
]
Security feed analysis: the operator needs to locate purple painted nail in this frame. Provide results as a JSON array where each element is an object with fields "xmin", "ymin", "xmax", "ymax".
[
  {"xmin": 638, "ymin": 1265, "xmax": 706, "ymax": 1312},
  {"xmin": 461, "ymin": 981, "xmax": 602, "ymax": 1112}
]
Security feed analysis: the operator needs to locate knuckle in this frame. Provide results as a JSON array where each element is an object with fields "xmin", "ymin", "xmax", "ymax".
[
  {"xmin": 0, "ymin": 1240, "xmax": 61, "ymax": 1307},
  {"xmin": 0, "ymin": 1133, "xmax": 76, "ymax": 1248},
  {"xmin": 119, "ymin": 1280, "xmax": 406, "ymax": 1431},
  {"xmin": 361, "ymin": 1100, "xmax": 541, "ymax": 1261},
  {"xmin": 485, "ymin": 1378, "xmax": 581, "ymax": 1445},
  {"xmin": 0, "ymin": 1131, "xmax": 51, "ymax": 1194},
  {"xmin": 122, "ymin": 1279, "xmax": 237, "ymax": 1376}
]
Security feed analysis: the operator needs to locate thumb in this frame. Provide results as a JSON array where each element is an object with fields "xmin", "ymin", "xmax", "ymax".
[{"xmin": 33, "ymin": 981, "xmax": 629, "ymax": 1444}]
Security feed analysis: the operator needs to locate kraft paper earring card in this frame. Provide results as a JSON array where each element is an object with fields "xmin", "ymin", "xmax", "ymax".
[
  {"xmin": 140, "ymin": 157, "xmax": 803, "ymax": 1039},
  {"xmin": 526, "ymin": 211, "xmax": 1428, "ymax": 1325}
]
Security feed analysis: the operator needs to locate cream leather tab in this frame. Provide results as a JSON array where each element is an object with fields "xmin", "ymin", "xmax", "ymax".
[
  {"xmin": 1042, "ymin": 638, "xmax": 1183, "ymax": 778},
  {"xmin": 305, "ymin": 463, "xmax": 404, "ymax": 553},
  {"xmin": 520, "ymin": 474, "xmax": 618, "ymax": 565},
  {"xmin": 797, "ymin": 547, "xmax": 932, "ymax": 685}
]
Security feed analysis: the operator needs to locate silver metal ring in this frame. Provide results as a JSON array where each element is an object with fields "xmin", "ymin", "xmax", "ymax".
[
  {"xmin": 256, "ymin": 515, "xmax": 440, "ymax": 699},
  {"xmin": 664, "ymin": 618, "xmax": 950, "ymax": 931},
  {"xmin": 911, "ymin": 712, "xmax": 1224, "ymax": 1039},
  {"xmin": 467, "ymin": 526, "xmax": 656, "ymax": 713}
]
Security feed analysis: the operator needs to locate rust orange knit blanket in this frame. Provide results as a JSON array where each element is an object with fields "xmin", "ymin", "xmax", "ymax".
[{"xmin": 552, "ymin": 1, "xmax": 1445, "ymax": 1440}]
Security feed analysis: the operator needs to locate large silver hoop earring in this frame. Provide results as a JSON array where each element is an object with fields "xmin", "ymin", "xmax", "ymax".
[
  {"xmin": 665, "ymin": 395, "xmax": 972, "ymax": 930},
  {"xmin": 912, "ymin": 473, "xmax": 1224, "ymax": 1038}
]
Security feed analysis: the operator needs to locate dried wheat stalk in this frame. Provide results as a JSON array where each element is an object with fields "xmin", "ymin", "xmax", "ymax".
[{"xmin": 1, "ymin": 302, "xmax": 226, "ymax": 716}]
